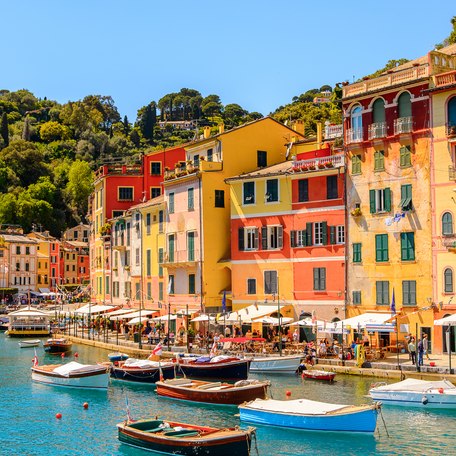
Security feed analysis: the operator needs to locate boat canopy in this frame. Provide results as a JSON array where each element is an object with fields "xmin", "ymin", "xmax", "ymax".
[
  {"xmin": 371, "ymin": 378, "xmax": 455, "ymax": 392},
  {"xmin": 244, "ymin": 398, "xmax": 350, "ymax": 415}
]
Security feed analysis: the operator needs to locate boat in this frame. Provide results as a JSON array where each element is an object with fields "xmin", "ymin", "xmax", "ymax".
[
  {"xmin": 0, "ymin": 317, "xmax": 9, "ymax": 331},
  {"xmin": 177, "ymin": 355, "xmax": 250, "ymax": 380},
  {"xmin": 31, "ymin": 361, "xmax": 110, "ymax": 389},
  {"xmin": 43, "ymin": 337, "xmax": 72, "ymax": 354},
  {"xmin": 302, "ymin": 369, "xmax": 336, "ymax": 382},
  {"xmin": 6, "ymin": 308, "xmax": 50, "ymax": 337},
  {"xmin": 248, "ymin": 355, "xmax": 303, "ymax": 373},
  {"xmin": 239, "ymin": 398, "xmax": 381, "ymax": 433},
  {"xmin": 117, "ymin": 418, "xmax": 256, "ymax": 456},
  {"xmin": 108, "ymin": 352, "xmax": 129, "ymax": 363},
  {"xmin": 109, "ymin": 358, "xmax": 175, "ymax": 384},
  {"xmin": 156, "ymin": 378, "xmax": 270, "ymax": 405},
  {"xmin": 19, "ymin": 339, "xmax": 41, "ymax": 348},
  {"xmin": 369, "ymin": 378, "xmax": 456, "ymax": 408}
]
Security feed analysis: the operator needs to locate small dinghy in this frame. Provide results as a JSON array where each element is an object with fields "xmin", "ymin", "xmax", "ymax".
[
  {"xmin": 19, "ymin": 339, "xmax": 41, "ymax": 348},
  {"xmin": 302, "ymin": 369, "xmax": 336, "ymax": 382}
]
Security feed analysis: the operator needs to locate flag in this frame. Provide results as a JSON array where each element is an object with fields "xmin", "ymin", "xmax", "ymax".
[
  {"xmin": 222, "ymin": 290, "xmax": 226, "ymax": 313},
  {"xmin": 152, "ymin": 342, "xmax": 163, "ymax": 356},
  {"xmin": 391, "ymin": 288, "xmax": 396, "ymax": 315},
  {"xmin": 167, "ymin": 277, "xmax": 173, "ymax": 295}
]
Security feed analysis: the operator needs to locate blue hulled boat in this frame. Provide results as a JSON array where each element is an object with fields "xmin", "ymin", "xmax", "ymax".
[
  {"xmin": 239, "ymin": 398, "xmax": 381, "ymax": 433},
  {"xmin": 177, "ymin": 356, "xmax": 250, "ymax": 380}
]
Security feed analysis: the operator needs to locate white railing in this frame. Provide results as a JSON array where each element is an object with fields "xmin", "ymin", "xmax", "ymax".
[
  {"xmin": 292, "ymin": 154, "xmax": 345, "ymax": 171},
  {"xmin": 394, "ymin": 117, "xmax": 413, "ymax": 135},
  {"xmin": 324, "ymin": 124, "xmax": 343, "ymax": 139},
  {"xmin": 368, "ymin": 122, "xmax": 387, "ymax": 140},
  {"xmin": 346, "ymin": 128, "xmax": 363, "ymax": 144}
]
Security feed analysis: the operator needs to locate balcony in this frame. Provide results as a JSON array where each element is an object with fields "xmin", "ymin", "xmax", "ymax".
[
  {"xmin": 368, "ymin": 122, "xmax": 387, "ymax": 140},
  {"xmin": 324, "ymin": 124, "xmax": 343, "ymax": 140},
  {"xmin": 447, "ymin": 123, "xmax": 456, "ymax": 142},
  {"xmin": 161, "ymin": 249, "xmax": 200, "ymax": 266},
  {"xmin": 442, "ymin": 234, "xmax": 456, "ymax": 250},
  {"xmin": 394, "ymin": 117, "xmax": 413, "ymax": 135},
  {"xmin": 346, "ymin": 128, "xmax": 363, "ymax": 144},
  {"xmin": 292, "ymin": 154, "xmax": 345, "ymax": 173},
  {"xmin": 433, "ymin": 69, "xmax": 456, "ymax": 88}
]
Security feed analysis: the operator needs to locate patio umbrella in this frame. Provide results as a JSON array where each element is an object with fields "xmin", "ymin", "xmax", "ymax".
[
  {"xmin": 190, "ymin": 314, "xmax": 215, "ymax": 322},
  {"xmin": 252, "ymin": 316, "xmax": 293, "ymax": 325},
  {"xmin": 151, "ymin": 314, "xmax": 177, "ymax": 321}
]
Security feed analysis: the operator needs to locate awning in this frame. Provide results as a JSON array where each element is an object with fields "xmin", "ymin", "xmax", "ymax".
[
  {"xmin": 225, "ymin": 304, "xmax": 285, "ymax": 323},
  {"xmin": 252, "ymin": 316, "xmax": 293, "ymax": 325},
  {"xmin": 332, "ymin": 313, "xmax": 393, "ymax": 330},
  {"xmin": 74, "ymin": 304, "xmax": 118, "ymax": 315},
  {"xmin": 191, "ymin": 314, "xmax": 216, "ymax": 322},
  {"xmin": 110, "ymin": 310, "xmax": 159, "ymax": 321},
  {"xmin": 434, "ymin": 314, "xmax": 456, "ymax": 326},
  {"xmin": 128, "ymin": 316, "xmax": 151, "ymax": 325},
  {"xmin": 39, "ymin": 288, "xmax": 51, "ymax": 293},
  {"xmin": 151, "ymin": 314, "xmax": 177, "ymax": 322}
]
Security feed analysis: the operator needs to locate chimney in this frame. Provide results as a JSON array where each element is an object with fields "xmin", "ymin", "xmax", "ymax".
[
  {"xmin": 218, "ymin": 124, "xmax": 225, "ymax": 134},
  {"xmin": 203, "ymin": 126, "xmax": 211, "ymax": 139},
  {"xmin": 291, "ymin": 120, "xmax": 305, "ymax": 136}
]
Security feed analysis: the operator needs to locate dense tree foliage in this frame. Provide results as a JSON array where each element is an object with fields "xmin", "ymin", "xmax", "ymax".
[{"xmin": 436, "ymin": 16, "xmax": 456, "ymax": 49}]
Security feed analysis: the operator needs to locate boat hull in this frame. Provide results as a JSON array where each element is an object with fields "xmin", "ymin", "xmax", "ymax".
[
  {"xmin": 19, "ymin": 340, "xmax": 41, "ymax": 348},
  {"xmin": 31, "ymin": 368, "xmax": 109, "ymax": 389},
  {"xmin": 117, "ymin": 419, "xmax": 254, "ymax": 456},
  {"xmin": 156, "ymin": 380, "xmax": 269, "ymax": 405},
  {"xmin": 249, "ymin": 355, "xmax": 302, "ymax": 373},
  {"xmin": 178, "ymin": 359, "xmax": 250, "ymax": 380},
  {"xmin": 111, "ymin": 364, "xmax": 175, "ymax": 383},
  {"xmin": 108, "ymin": 352, "xmax": 129, "ymax": 362},
  {"xmin": 302, "ymin": 370, "xmax": 336, "ymax": 382},
  {"xmin": 369, "ymin": 390, "xmax": 456, "ymax": 408}
]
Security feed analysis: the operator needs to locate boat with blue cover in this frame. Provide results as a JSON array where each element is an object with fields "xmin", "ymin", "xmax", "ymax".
[
  {"xmin": 177, "ymin": 355, "xmax": 250, "ymax": 380},
  {"xmin": 239, "ymin": 398, "xmax": 381, "ymax": 433}
]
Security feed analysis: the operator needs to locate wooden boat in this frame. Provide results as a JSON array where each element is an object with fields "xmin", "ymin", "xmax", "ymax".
[
  {"xmin": 43, "ymin": 337, "xmax": 72, "ymax": 354},
  {"xmin": 108, "ymin": 352, "xmax": 129, "ymax": 363},
  {"xmin": 31, "ymin": 361, "xmax": 110, "ymax": 389},
  {"xmin": 19, "ymin": 339, "xmax": 41, "ymax": 348},
  {"xmin": 248, "ymin": 355, "xmax": 303, "ymax": 373},
  {"xmin": 239, "ymin": 398, "xmax": 381, "ymax": 433},
  {"xmin": 109, "ymin": 358, "xmax": 175, "ymax": 384},
  {"xmin": 0, "ymin": 317, "xmax": 9, "ymax": 331},
  {"xmin": 117, "ymin": 418, "xmax": 256, "ymax": 456},
  {"xmin": 369, "ymin": 378, "xmax": 456, "ymax": 408},
  {"xmin": 156, "ymin": 378, "xmax": 270, "ymax": 405},
  {"xmin": 302, "ymin": 369, "xmax": 336, "ymax": 382},
  {"xmin": 177, "ymin": 356, "xmax": 250, "ymax": 380}
]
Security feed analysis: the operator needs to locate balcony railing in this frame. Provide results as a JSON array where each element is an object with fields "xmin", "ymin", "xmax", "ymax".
[
  {"xmin": 447, "ymin": 123, "xmax": 456, "ymax": 140},
  {"xmin": 161, "ymin": 249, "xmax": 200, "ymax": 264},
  {"xmin": 442, "ymin": 234, "xmax": 456, "ymax": 249},
  {"xmin": 324, "ymin": 124, "xmax": 343, "ymax": 139},
  {"xmin": 292, "ymin": 154, "xmax": 345, "ymax": 172},
  {"xmin": 346, "ymin": 128, "xmax": 363, "ymax": 144},
  {"xmin": 368, "ymin": 122, "xmax": 387, "ymax": 140},
  {"xmin": 394, "ymin": 117, "xmax": 413, "ymax": 135}
]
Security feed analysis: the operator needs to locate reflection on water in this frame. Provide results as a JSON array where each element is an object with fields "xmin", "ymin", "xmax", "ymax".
[{"xmin": 0, "ymin": 334, "xmax": 454, "ymax": 455}]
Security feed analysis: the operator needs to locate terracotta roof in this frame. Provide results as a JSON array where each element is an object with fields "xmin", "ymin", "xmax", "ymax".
[
  {"xmin": 129, "ymin": 194, "xmax": 164, "ymax": 211},
  {"xmin": 225, "ymin": 160, "xmax": 292, "ymax": 182}
]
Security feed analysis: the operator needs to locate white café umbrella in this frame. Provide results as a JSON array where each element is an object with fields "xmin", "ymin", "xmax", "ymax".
[
  {"xmin": 252, "ymin": 316, "xmax": 293, "ymax": 325},
  {"xmin": 191, "ymin": 314, "xmax": 215, "ymax": 322},
  {"xmin": 151, "ymin": 314, "xmax": 177, "ymax": 322}
]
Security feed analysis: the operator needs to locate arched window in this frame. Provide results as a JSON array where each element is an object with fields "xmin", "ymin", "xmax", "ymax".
[
  {"xmin": 448, "ymin": 97, "xmax": 456, "ymax": 135},
  {"xmin": 442, "ymin": 212, "xmax": 454, "ymax": 235},
  {"xmin": 372, "ymin": 99, "xmax": 386, "ymax": 123},
  {"xmin": 444, "ymin": 268, "xmax": 453, "ymax": 293},
  {"xmin": 350, "ymin": 105, "xmax": 363, "ymax": 142},
  {"xmin": 398, "ymin": 92, "xmax": 412, "ymax": 118}
]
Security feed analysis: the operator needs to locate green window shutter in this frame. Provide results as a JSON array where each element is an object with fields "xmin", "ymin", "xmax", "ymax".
[
  {"xmin": 290, "ymin": 230, "xmax": 296, "ymax": 248},
  {"xmin": 261, "ymin": 226, "xmax": 268, "ymax": 250},
  {"xmin": 410, "ymin": 281, "xmax": 416, "ymax": 305},
  {"xmin": 313, "ymin": 268, "xmax": 319, "ymax": 290},
  {"xmin": 353, "ymin": 243, "xmax": 361, "ymax": 263},
  {"xmin": 402, "ymin": 281, "xmax": 409, "ymax": 305},
  {"xmin": 375, "ymin": 235, "xmax": 381, "ymax": 261},
  {"xmin": 278, "ymin": 226, "xmax": 283, "ymax": 249},
  {"xmin": 320, "ymin": 268, "xmax": 326, "ymax": 290},
  {"xmin": 352, "ymin": 155, "xmax": 361, "ymax": 174},
  {"xmin": 322, "ymin": 222, "xmax": 328, "ymax": 245},
  {"xmin": 329, "ymin": 226, "xmax": 336, "ymax": 245},
  {"xmin": 369, "ymin": 189, "xmax": 376, "ymax": 213},
  {"xmin": 376, "ymin": 282, "xmax": 382, "ymax": 304},
  {"xmin": 238, "ymin": 228, "xmax": 244, "ymax": 251},
  {"xmin": 383, "ymin": 234, "xmax": 388, "ymax": 261},
  {"xmin": 400, "ymin": 147, "xmax": 405, "ymax": 167},
  {"xmin": 254, "ymin": 228, "xmax": 259, "ymax": 249},
  {"xmin": 306, "ymin": 222, "xmax": 313, "ymax": 246},
  {"xmin": 384, "ymin": 188, "xmax": 391, "ymax": 212},
  {"xmin": 302, "ymin": 229, "xmax": 307, "ymax": 246}
]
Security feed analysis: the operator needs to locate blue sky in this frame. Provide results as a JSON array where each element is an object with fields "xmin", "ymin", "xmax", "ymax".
[{"xmin": 3, "ymin": 1, "xmax": 455, "ymax": 121}]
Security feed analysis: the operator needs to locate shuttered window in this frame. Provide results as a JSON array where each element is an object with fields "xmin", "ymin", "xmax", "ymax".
[
  {"xmin": 442, "ymin": 212, "xmax": 453, "ymax": 235},
  {"xmin": 298, "ymin": 179, "xmax": 309, "ymax": 202},
  {"xmin": 399, "ymin": 184, "xmax": 413, "ymax": 211},
  {"xmin": 375, "ymin": 234, "xmax": 389, "ymax": 262},
  {"xmin": 399, "ymin": 146, "xmax": 412, "ymax": 168},
  {"xmin": 353, "ymin": 243, "xmax": 362, "ymax": 263},
  {"xmin": 370, "ymin": 188, "xmax": 391, "ymax": 213},
  {"xmin": 374, "ymin": 151, "xmax": 385, "ymax": 171},
  {"xmin": 352, "ymin": 291, "xmax": 361, "ymax": 305},
  {"xmin": 400, "ymin": 232, "xmax": 415, "ymax": 261},
  {"xmin": 327, "ymin": 175, "xmax": 338, "ymax": 199},
  {"xmin": 402, "ymin": 280, "xmax": 416, "ymax": 306},
  {"xmin": 247, "ymin": 278, "xmax": 256, "ymax": 295},
  {"xmin": 243, "ymin": 182, "xmax": 255, "ymax": 205},
  {"xmin": 444, "ymin": 268, "xmax": 453, "ymax": 293},
  {"xmin": 372, "ymin": 98, "xmax": 386, "ymax": 123},
  {"xmin": 266, "ymin": 179, "xmax": 279, "ymax": 202},
  {"xmin": 376, "ymin": 281, "xmax": 389, "ymax": 305},
  {"xmin": 398, "ymin": 92, "xmax": 412, "ymax": 118},
  {"xmin": 264, "ymin": 270, "xmax": 278, "ymax": 294},
  {"xmin": 188, "ymin": 188, "xmax": 194, "ymax": 211},
  {"xmin": 188, "ymin": 274, "xmax": 195, "ymax": 294},
  {"xmin": 352, "ymin": 154, "xmax": 362, "ymax": 174},
  {"xmin": 313, "ymin": 268, "xmax": 326, "ymax": 290}
]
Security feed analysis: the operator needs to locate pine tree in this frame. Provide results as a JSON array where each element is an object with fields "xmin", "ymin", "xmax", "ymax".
[
  {"xmin": 1, "ymin": 112, "xmax": 9, "ymax": 147},
  {"xmin": 22, "ymin": 116, "xmax": 31, "ymax": 141},
  {"xmin": 123, "ymin": 115, "xmax": 130, "ymax": 136}
]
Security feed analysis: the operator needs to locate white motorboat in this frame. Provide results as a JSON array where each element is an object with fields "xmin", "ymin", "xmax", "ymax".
[
  {"xmin": 369, "ymin": 378, "xmax": 456, "ymax": 408},
  {"xmin": 248, "ymin": 355, "xmax": 303, "ymax": 373},
  {"xmin": 19, "ymin": 339, "xmax": 41, "ymax": 348},
  {"xmin": 31, "ymin": 361, "xmax": 110, "ymax": 389}
]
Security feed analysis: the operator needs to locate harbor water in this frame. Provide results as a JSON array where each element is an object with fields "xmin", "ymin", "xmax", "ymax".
[{"xmin": 0, "ymin": 334, "xmax": 454, "ymax": 456}]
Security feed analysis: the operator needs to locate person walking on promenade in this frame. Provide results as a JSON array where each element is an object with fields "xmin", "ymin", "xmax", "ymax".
[
  {"xmin": 417, "ymin": 338, "xmax": 424, "ymax": 367},
  {"xmin": 408, "ymin": 337, "xmax": 416, "ymax": 365},
  {"xmin": 422, "ymin": 333, "xmax": 430, "ymax": 360}
]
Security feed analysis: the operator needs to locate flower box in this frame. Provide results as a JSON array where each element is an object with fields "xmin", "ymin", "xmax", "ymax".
[
  {"xmin": 351, "ymin": 208, "xmax": 362, "ymax": 217},
  {"xmin": 318, "ymin": 164, "xmax": 325, "ymax": 169},
  {"xmin": 325, "ymin": 162, "xmax": 334, "ymax": 168}
]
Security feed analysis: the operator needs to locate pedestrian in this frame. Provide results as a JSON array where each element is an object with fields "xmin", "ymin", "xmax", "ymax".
[
  {"xmin": 408, "ymin": 337, "xmax": 416, "ymax": 365},
  {"xmin": 417, "ymin": 338, "xmax": 424, "ymax": 366},
  {"xmin": 422, "ymin": 333, "xmax": 430, "ymax": 360}
]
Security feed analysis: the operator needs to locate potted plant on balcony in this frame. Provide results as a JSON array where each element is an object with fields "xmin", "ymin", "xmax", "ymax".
[
  {"xmin": 99, "ymin": 223, "xmax": 111, "ymax": 237},
  {"xmin": 351, "ymin": 207, "xmax": 362, "ymax": 217},
  {"xmin": 301, "ymin": 165, "xmax": 309, "ymax": 171},
  {"xmin": 318, "ymin": 162, "xmax": 326, "ymax": 169},
  {"xmin": 308, "ymin": 164, "xmax": 316, "ymax": 170},
  {"xmin": 325, "ymin": 161, "xmax": 334, "ymax": 168}
]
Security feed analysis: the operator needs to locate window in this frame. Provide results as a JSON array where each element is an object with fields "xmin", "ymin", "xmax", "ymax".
[
  {"xmin": 187, "ymin": 231, "xmax": 195, "ymax": 261},
  {"xmin": 135, "ymin": 248, "xmax": 140, "ymax": 266},
  {"xmin": 372, "ymin": 98, "xmax": 386, "ymax": 123},
  {"xmin": 350, "ymin": 105, "xmax": 363, "ymax": 141},
  {"xmin": 215, "ymin": 190, "xmax": 224, "ymax": 208},
  {"xmin": 146, "ymin": 213, "xmax": 151, "ymax": 235},
  {"xmin": 353, "ymin": 243, "xmax": 362, "ymax": 263},
  {"xmin": 266, "ymin": 179, "xmax": 279, "ymax": 202},
  {"xmin": 193, "ymin": 155, "xmax": 199, "ymax": 168},
  {"xmin": 16, "ymin": 246, "xmax": 20, "ymax": 254},
  {"xmin": 313, "ymin": 222, "xmax": 328, "ymax": 246},
  {"xmin": 243, "ymin": 182, "xmax": 255, "ymax": 205},
  {"xmin": 146, "ymin": 250, "xmax": 151, "ymax": 276},
  {"xmin": 313, "ymin": 268, "xmax": 326, "ymax": 291},
  {"xmin": 150, "ymin": 162, "xmax": 161, "ymax": 175},
  {"xmin": 168, "ymin": 234, "xmax": 175, "ymax": 263},
  {"xmin": 207, "ymin": 148, "xmax": 213, "ymax": 162},
  {"xmin": 118, "ymin": 187, "xmax": 133, "ymax": 201},
  {"xmin": 238, "ymin": 227, "xmax": 259, "ymax": 251},
  {"xmin": 159, "ymin": 210, "xmax": 164, "ymax": 232},
  {"xmin": 188, "ymin": 274, "xmax": 195, "ymax": 294},
  {"xmin": 25, "ymin": 263, "xmax": 30, "ymax": 272},
  {"xmin": 375, "ymin": 234, "xmax": 389, "ymax": 262},
  {"xmin": 168, "ymin": 275, "xmax": 175, "ymax": 294},
  {"xmin": 26, "ymin": 246, "xmax": 30, "ymax": 255},
  {"xmin": 151, "ymin": 187, "xmax": 161, "ymax": 199},
  {"xmin": 401, "ymin": 232, "xmax": 415, "ymax": 261},
  {"xmin": 376, "ymin": 281, "xmax": 390, "ymax": 305},
  {"xmin": 247, "ymin": 278, "xmax": 256, "ymax": 295},
  {"xmin": 158, "ymin": 248, "xmax": 163, "ymax": 277},
  {"xmin": 290, "ymin": 229, "xmax": 307, "ymax": 247},
  {"xmin": 159, "ymin": 282, "xmax": 163, "ymax": 301},
  {"xmin": 113, "ymin": 210, "xmax": 124, "ymax": 218},
  {"xmin": 442, "ymin": 212, "xmax": 454, "ymax": 235},
  {"xmin": 447, "ymin": 96, "xmax": 456, "ymax": 130},
  {"xmin": 188, "ymin": 188, "xmax": 194, "ymax": 211},
  {"xmin": 257, "ymin": 150, "xmax": 267, "ymax": 168},
  {"xmin": 374, "ymin": 150, "xmax": 385, "ymax": 171},
  {"xmin": 400, "ymin": 184, "xmax": 413, "ymax": 211},
  {"xmin": 125, "ymin": 281, "xmax": 132, "ymax": 298},
  {"xmin": 135, "ymin": 283, "xmax": 140, "ymax": 300},
  {"xmin": 326, "ymin": 175, "xmax": 338, "ymax": 199},
  {"xmin": 147, "ymin": 282, "xmax": 152, "ymax": 300},
  {"xmin": 398, "ymin": 92, "xmax": 412, "ymax": 118},
  {"xmin": 261, "ymin": 226, "xmax": 283, "ymax": 250},
  {"xmin": 402, "ymin": 280, "xmax": 417, "ymax": 306},
  {"xmin": 298, "ymin": 179, "xmax": 309, "ymax": 202},
  {"xmin": 113, "ymin": 282, "xmax": 119, "ymax": 298},
  {"xmin": 168, "ymin": 193, "xmax": 175, "ymax": 214},
  {"xmin": 369, "ymin": 188, "xmax": 391, "ymax": 213},
  {"xmin": 352, "ymin": 290, "xmax": 361, "ymax": 305},
  {"xmin": 264, "ymin": 270, "xmax": 278, "ymax": 294},
  {"xmin": 336, "ymin": 226, "xmax": 345, "ymax": 244},
  {"xmin": 352, "ymin": 154, "xmax": 362, "ymax": 174},
  {"xmin": 444, "ymin": 268, "xmax": 453, "ymax": 293},
  {"xmin": 399, "ymin": 145, "xmax": 412, "ymax": 168}
]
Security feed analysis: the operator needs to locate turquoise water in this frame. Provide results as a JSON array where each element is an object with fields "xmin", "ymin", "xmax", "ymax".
[{"xmin": 0, "ymin": 334, "xmax": 454, "ymax": 456}]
